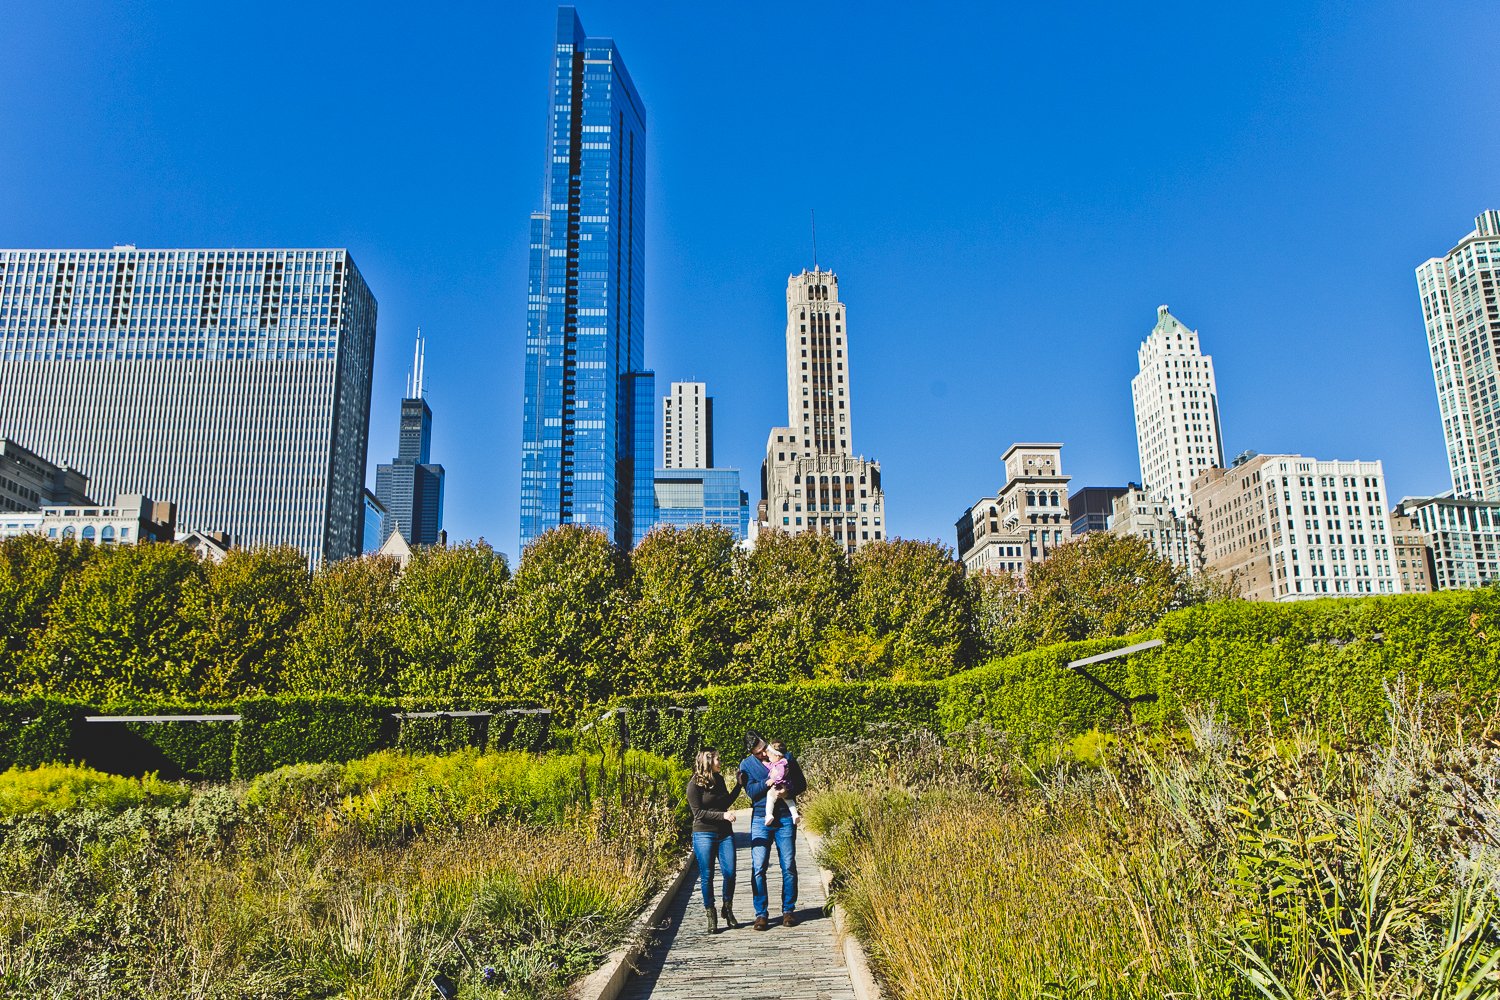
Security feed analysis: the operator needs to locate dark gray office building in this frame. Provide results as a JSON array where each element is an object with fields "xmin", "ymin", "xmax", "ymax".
[{"xmin": 375, "ymin": 333, "xmax": 445, "ymax": 546}]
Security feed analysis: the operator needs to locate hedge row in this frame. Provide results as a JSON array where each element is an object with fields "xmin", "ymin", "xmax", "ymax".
[
  {"xmin": 0, "ymin": 697, "xmax": 557, "ymax": 779},
  {"xmin": 9, "ymin": 591, "xmax": 1500, "ymax": 777},
  {"xmin": 605, "ymin": 680, "xmax": 944, "ymax": 763}
]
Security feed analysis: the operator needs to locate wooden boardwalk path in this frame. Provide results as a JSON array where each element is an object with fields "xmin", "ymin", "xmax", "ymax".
[{"xmin": 619, "ymin": 812, "xmax": 859, "ymax": 1000}]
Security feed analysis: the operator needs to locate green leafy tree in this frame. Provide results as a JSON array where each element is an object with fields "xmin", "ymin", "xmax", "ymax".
[
  {"xmin": 179, "ymin": 546, "xmax": 310, "ymax": 698},
  {"xmin": 0, "ymin": 535, "xmax": 94, "ymax": 692},
  {"xmin": 501, "ymin": 525, "xmax": 628, "ymax": 709},
  {"xmin": 738, "ymin": 530, "xmax": 852, "ymax": 680},
  {"xmin": 622, "ymin": 525, "xmax": 744, "ymax": 692},
  {"xmin": 29, "ymin": 543, "xmax": 205, "ymax": 700},
  {"xmin": 285, "ymin": 555, "xmax": 401, "ymax": 696},
  {"xmin": 977, "ymin": 532, "xmax": 1219, "ymax": 656},
  {"xmin": 843, "ymin": 539, "xmax": 978, "ymax": 680},
  {"xmin": 390, "ymin": 541, "xmax": 510, "ymax": 697}
]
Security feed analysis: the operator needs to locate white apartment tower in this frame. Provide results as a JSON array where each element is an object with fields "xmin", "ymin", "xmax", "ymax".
[
  {"xmin": 1417, "ymin": 210, "xmax": 1500, "ymax": 501},
  {"xmin": 758, "ymin": 268, "xmax": 886, "ymax": 553},
  {"xmin": 1132, "ymin": 305, "xmax": 1226, "ymax": 515},
  {"xmin": 662, "ymin": 381, "xmax": 713, "ymax": 469}
]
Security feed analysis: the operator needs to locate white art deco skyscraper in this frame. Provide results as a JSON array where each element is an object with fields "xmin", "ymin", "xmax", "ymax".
[
  {"xmin": 757, "ymin": 268, "xmax": 886, "ymax": 552},
  {"xmin": 1417, "ymin": 210, "xmax": 1500, "ymax": 501},
  {"xmin": 1131, "ymin": 305, "xmax": 1226, "ymax": 516}
]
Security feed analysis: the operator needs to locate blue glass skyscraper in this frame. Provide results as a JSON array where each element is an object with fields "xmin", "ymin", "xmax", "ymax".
[{"xmin": 520, "ymin": 7, "xmax": 650, "ymax": 553}]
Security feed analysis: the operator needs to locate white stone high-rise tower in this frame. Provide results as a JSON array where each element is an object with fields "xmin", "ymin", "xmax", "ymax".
[
  {"xmin": 662, "ymin": 381, "xmax": 713, "ymax": 469},
  {"xmin": 1131, "ymin": 305, "xmax": 1226, "ymax": 515},
  {"xmin": 757, "ymin": 267, "xmax": 887, "ymax": 552},
  {"xmin": 1417, "ymin": 210, "xmax": 1500, "ymax": 501}
]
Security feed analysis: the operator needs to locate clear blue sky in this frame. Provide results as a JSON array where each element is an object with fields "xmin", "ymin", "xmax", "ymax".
[{"xmin": 2, "ymin": 2, "xmax": 1496, "ymax": 562}]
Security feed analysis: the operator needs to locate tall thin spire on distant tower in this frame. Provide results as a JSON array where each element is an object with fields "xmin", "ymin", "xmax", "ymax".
[
  {"xmin": 406, "ymin": 328, "xmax": 427, "ymax": 400},
  {"xmin": 811, "ymin": 210, "xmax": 818, "ymax": 272}
]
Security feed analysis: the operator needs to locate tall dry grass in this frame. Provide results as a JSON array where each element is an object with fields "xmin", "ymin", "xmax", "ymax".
[{"xmin": 803, "ymin": 698, "xmax": 1500, "ymax": 1000}]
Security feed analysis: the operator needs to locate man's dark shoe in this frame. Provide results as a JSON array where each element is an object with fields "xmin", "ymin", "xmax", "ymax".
[
  {"xmin": 721, "ymin": 902, "xmax": 740, "ymax": 929},
  {"xmin": 753, "ymin": 915, "xmax": 769, "ymax": 931},
  {"xmin": 704, "ymin": 906, "xmax": 718, "ymax": 935},
  {"xmin": 782, "ymin": 912, "xmax": 798, "ymax": 927}
]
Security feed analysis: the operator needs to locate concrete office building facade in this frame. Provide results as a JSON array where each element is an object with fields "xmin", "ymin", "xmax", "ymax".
[
  {"xmin": 1193, "ymin": 454, "xmax": 1399, "ymax": 601},
  {"xmin": 1110, "ymin": 486, "xmax": 1200, "ymax": 572},
  {"xmin": 758, "ymin": 268, "xmax": 887, "ymax": 553},
  {"xmin": 1392, "ymin": 494, "xmax": 1500, "ymax": 591},
  {"xmin": 956, "ymin": 443, "xmax": 1073, "ymax": 576},
  {"xmin": 663, "ymin": 381, "xmax": 712, "ymax": 470},
  {"xmin": 0, "ymin": 438, "xmax": 90, "ymax": 512},
  {"xmin": 0, "ymin": 493, "xmax": 176, "ymax": 546},
  {"xmin": 0, "ymin": 247, "xmax": 377, "ymax": 564}
]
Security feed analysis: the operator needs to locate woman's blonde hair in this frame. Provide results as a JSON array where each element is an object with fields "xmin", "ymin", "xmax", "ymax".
[{"xmin": 693, "ymin": 749, "xmax": 720, "ymax": 788}]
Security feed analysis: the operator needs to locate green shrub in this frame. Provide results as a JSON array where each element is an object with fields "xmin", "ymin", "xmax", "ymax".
[
  {"xmin": 232, "ymin": 695, "xmax": 392, "ymax": 778},
  {"xmin": 85, "ymin": 701, "xmax": 238, "ymax": 781},
  {"xmin": 393, "ymin": 701, "xmax": 557, "ymax": 756},
  {"xmin": 0, "ymin": 763, "xmax": 189, "ymax": 816},
  {"xmin": 608, "ymin": 680, "xmax": 943, "ymax": 764},
  {"xmin": 0, "ymin": 697, "xmax": 87, "ymax": 769}
]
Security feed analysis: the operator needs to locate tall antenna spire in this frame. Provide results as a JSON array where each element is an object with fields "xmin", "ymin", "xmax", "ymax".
[
  {"xmin": 811, "ymin": 209, "xmax": 818, "ymax": 272},
  {"xmin": 415, "ymin": 327, "xmax": 425, "ymax": 399}
]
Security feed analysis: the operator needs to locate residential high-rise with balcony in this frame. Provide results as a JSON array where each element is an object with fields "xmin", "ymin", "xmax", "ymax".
[
  {"xmin": 1132, "ymin": 305, "xmax": 1226, "ymax": 516},
  {"xmin": 375, "ymin": 331, "xmax": 445, "ymax": 547},
  {"xmin": 1417, "ymin": 211, "xmax": 1500, "ymax": 501},
  {"xmin": 758, "ymin": 268, "xmax": 886, "ymax": 553},
  {"xmin": 519, "ymin": 7, "xmax": 650, "ymax": 553},
  {"xmin": 663, "ymin": 381, "xmax": 713, "ymax": 470},
  {"xmin": 0, "ymin": 246, "xmax": 376, "ymax": 564}
]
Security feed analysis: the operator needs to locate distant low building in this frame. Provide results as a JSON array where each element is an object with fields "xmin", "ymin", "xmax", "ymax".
[
  {"xmin": 1069, "ymin": 485, "xmax": 1129, "ymax": 536},
  {"xmin": 1110, "ymin": 486, "xmax": 1200, "ymax": 572},
  {"xmin": 1392, "ymin": 494, "xmax": 1500, "ymax": 590},
  {"xmin": 653, "ymin": 467, "xmax": 750, "ymax": 540},
  {"xmin": 0, "ymin": 438, "xmax": 90, "ymax": 512},
  {"xmin": 362, "ymin": 488, "xmax": 387, "ymax": 556},
  {"xmin": 179, "ymin": 529, "xmax": 232, "ymax": 563},
  {"xmin": 1387, "ymin": 510, "xmax": 1433, "ymax": 594},
  {"xmin": 956, "ymin": 443, "xmax": 1072, "ymax": 576},
  {"xmin": 0, "ymin": 493, "xmax": 176, "ymax": 546}
]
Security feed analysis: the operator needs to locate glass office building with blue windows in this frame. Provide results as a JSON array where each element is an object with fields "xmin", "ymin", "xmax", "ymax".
[
  {"xmin": 653, "ymin": 468, "xmax": 750, "ymax": 540},
  {"xmin": 520, "ymin": 7, "xmax": 651, "ymax": 553}
]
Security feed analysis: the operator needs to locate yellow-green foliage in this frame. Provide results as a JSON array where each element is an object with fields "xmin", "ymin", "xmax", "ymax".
[
  {"xmin": 0, "ymin": 748, "xmax": 681, "ymax": 999},
  {"xmin": 0, "ymin": 763, "xmax": 189, "ymax": 816},
  {"xmin": 809, "ymin": 704, "xmax": 1500, "ymax": 1000}
]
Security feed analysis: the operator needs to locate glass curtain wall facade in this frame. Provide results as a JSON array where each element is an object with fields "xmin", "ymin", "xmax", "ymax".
[
  {"xmin": 0, "ymin": 247, "xmax": 376, "ymax": 564},
  {"xmin": 521, "ymin": 7, "xmax": 649, "ymax": 553},
  {"xmin": 654, "ymin": 468, "xmax": 750, "ymax": 539}
]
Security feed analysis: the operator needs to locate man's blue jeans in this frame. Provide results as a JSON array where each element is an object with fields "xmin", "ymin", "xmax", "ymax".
[
  {"xmin": 691, "ymin": 830, "xmax": 736, "ymax": 909},
  {"xmin": 749, "ymin": 813, "xmax": 797, "ymax": 918}
]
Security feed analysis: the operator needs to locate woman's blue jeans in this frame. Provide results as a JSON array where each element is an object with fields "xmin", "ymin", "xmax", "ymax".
[{"xmin": 691, "ymin": 830, "xmax": 736, "ymax": 908}]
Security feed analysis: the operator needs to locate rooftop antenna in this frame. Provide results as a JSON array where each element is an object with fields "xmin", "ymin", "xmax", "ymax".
[
  {"xmin": 811, "ymin": 209, "xmax": 818, "ymax": 272},
  {"xmin": 407, "ymin": 327, "xmax": 426, "ymax": 399}
]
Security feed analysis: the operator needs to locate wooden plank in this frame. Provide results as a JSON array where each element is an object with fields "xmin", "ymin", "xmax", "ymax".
[{"xmin": 1066, "ymin": 638, "xmax": 1164, "ymax": 670}]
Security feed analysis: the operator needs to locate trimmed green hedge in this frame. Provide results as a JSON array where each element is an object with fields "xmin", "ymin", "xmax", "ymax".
[
  {"xmin": 607, "ymin": 680, "xmax": 943, "ymax": 764},
  {"xmin": 0, "ymin": 697, "xmax": 88, "ymax": 770},
  {"xmin": 232, "ymin": 696, "xmax": 392, "ymax": 778}
]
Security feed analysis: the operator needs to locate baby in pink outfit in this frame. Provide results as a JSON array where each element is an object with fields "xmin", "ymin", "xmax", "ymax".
[{"xmin": 763, "ymin": 742, "xmax": 801, "ymax": 825}]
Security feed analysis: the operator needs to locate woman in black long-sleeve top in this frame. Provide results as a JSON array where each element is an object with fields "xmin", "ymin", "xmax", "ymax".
[{"xmin": 686, "ymin": 749, "xmax": 745, "ymax": 934}]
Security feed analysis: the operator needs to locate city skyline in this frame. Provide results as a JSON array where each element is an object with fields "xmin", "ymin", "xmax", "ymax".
[{"xmin": 1, "ymin": 3, "xmax": 1495, "ymax": 561}]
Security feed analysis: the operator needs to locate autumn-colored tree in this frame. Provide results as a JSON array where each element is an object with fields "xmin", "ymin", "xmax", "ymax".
[
  {"xmin": 28, "ymin": 542, "xmax": 205, "ymax": 700},
  {"xmin": 622, "ymin": 524, "xmax": 744, "ymax": 692},
  {"xmin": 0, "ymin": 534, "xmax": 94, "ymax": 692},
  {"xmin": 843, "ymin": 538, "xmax": 979, "ymax": 680},
  {"xmin": 501, "ymin": 525, "xmax": 628, "ymax": 709},
  {"xmin": 284, "ymin": 555, "xmax": 401, "ymax": 696},
  {"xmin": 738, "ymin": 530, "xmax": 852, "ymax": 680},
  {"xmin": 390, "ymin": 541, "xmax": 510, "ymax": 697},
  {"xmin": 179, "ymin": 546, "xmax": 310, "ymax": 698}
]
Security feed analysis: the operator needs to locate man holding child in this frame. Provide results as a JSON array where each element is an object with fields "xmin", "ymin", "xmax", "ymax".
[{"xmin": 737, "ymin": 731, "xmax": 806, "ymax": 930}]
